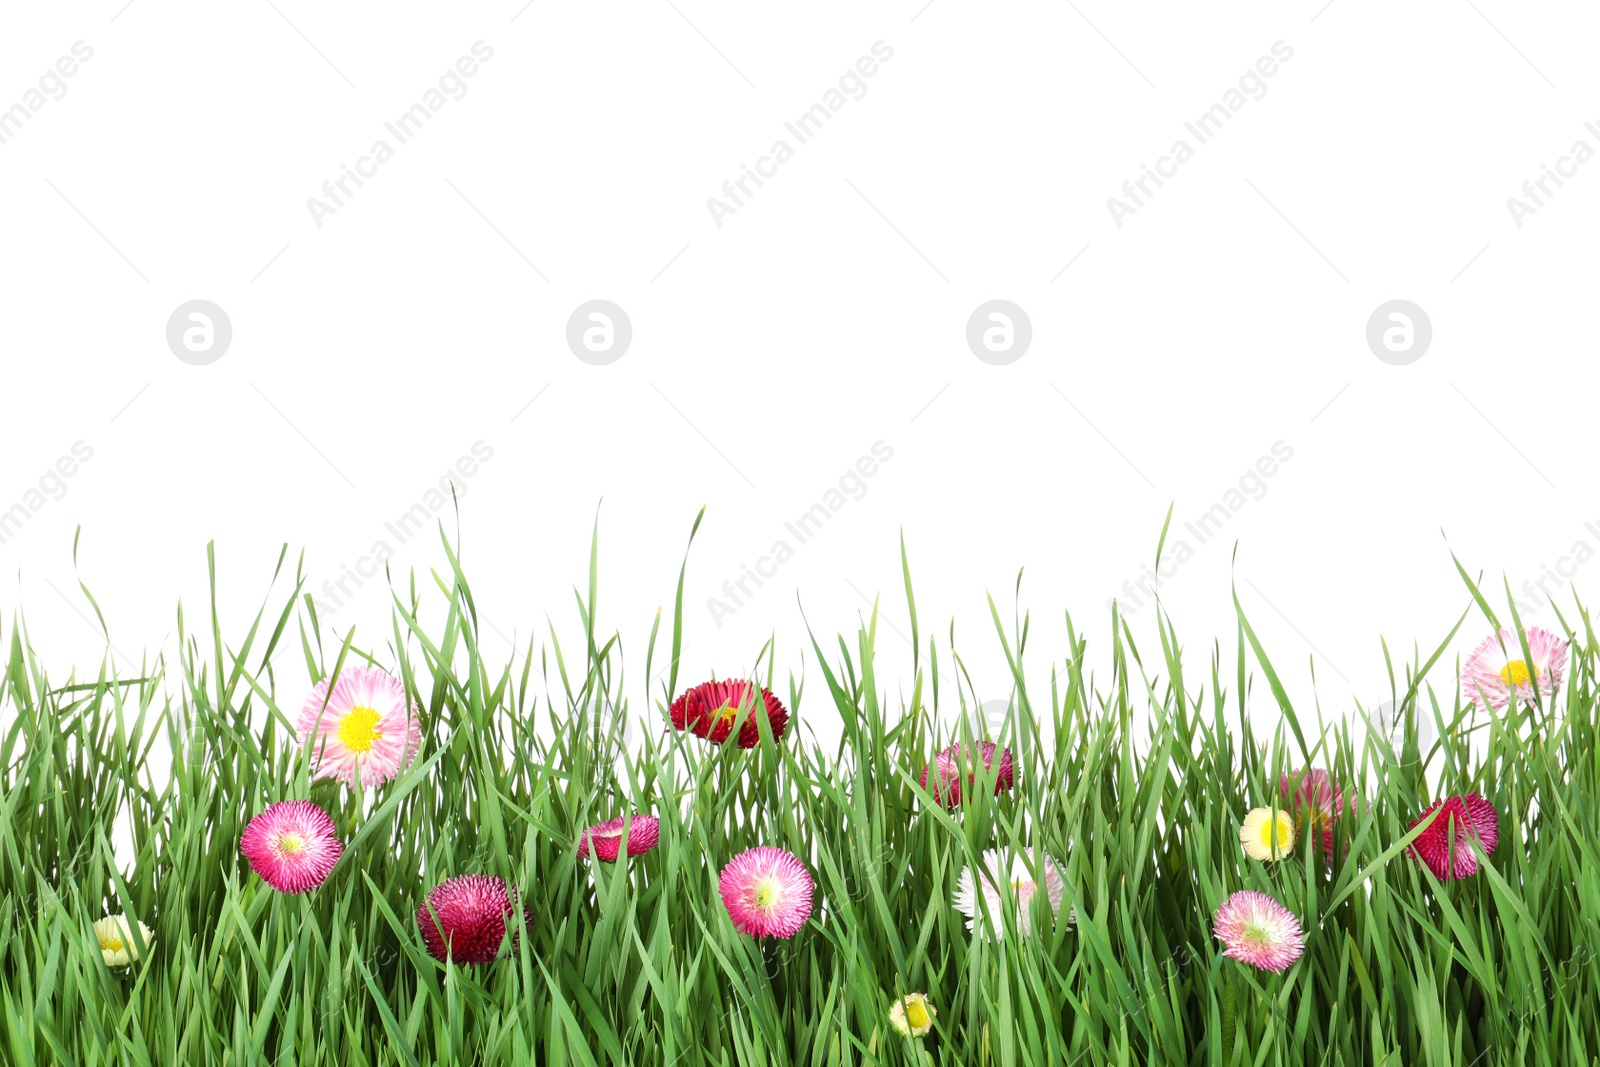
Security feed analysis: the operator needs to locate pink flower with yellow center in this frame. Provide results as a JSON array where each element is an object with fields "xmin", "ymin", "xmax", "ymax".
[
  {"xmin": 952, "ymin": 848, "xmax": 1069, "ymax": 940},
  {"xmin": 1461, "ymin": 626, "xmax": 1567, "ymax": 710},
  {"xmin": 919, "ymin": 741, "xmax": 1015, "ymax": 809},
  {"xmin": 240, "ymin": 800, "xmax": 343, "ymax": 893},
  {"xmin": 417, "ymin": 875, "xmax": 525, "ymax": 965},
  {"xmin": 1279, "ymin": 767, "xmax": 1350, "ymax": 862},
  {"xmin": 578, "ymin": 814, "xmax": 661, "ymax": 861},
  {"xmin": 718, "ymin": 846, "xmax": 813, "ymax": 938},
  {"xmin": 1409, "ymin": 793, "xmax": 1499, "ymax": 880},
  {"xmin": 1212, "ymin": 890, "xmax": 1304, "ymax": 972},
  {"xmin": 669, "ymin": 679, "xmax": 790, "ymax": 748},
  {"xmin": 297, "ymin": 666, "xmax": 422, "ymax": 788}
]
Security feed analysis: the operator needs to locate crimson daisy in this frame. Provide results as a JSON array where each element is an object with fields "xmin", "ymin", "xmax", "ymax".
[
  {"xmin": 670, "ymin": 679, "xmax": 789, "ymax": 748},
  {"xmin": 417, "ymin": 875, "xmax": 524, "ymax": 965},
  {"xmin": 1409, "ymin": 793, "xmax": 1499, "ymax": 880}
]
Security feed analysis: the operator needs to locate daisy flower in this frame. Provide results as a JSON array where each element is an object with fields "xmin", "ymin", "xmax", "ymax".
[
  {"xmin": 1212, "ymin": 890, "xmax": 1304, "ymax": 972},
  {"xmin": 417, "ymin": 875, "xmax": 523, "ymax": 965},
  {"xmin": 94, "ymin": 914, "xmax": 153, "ymax": 968},
  {"xmin": 952, "ymin": 849, "xmax": 1069, "ymax": 940},
  {"xmin": 1279, "ymin": 768, "xmax": 1348, "ymax": 860},
  {"xmin": 297, "ymin": 666, "xmax": 422, "ymax": 788},
  {"xmin": 888, "ymin": 992, "xmax": 937, "ymax": 1038},
  {"xmin": 578, "ymin": 814, "xmax": 661, "ymax": 861},
  {"xmin": 670, "ymin": 679, "xmax": 789, "ymax": 749},
  {"xmin": 1239, "ymin": 806, "xmax": 1295, "ymax": 861},
  {"xmin": 240, "ymin": 800, "xmax": 343, "ymax": 893},
  {"xmin": 718, "ymin": 846, "xmax": 813, "ymax": 938},
  {"xmin": 919, "ymin": 741, "xmax": 1015, "ymax": 808},
  {"xmin": 1461, "ymin": 626, "xmax": 1567, "ymax": 711},
  {"xmin": 1409, "ymin": 793, "xmax": 1499, "ymax": 880}
]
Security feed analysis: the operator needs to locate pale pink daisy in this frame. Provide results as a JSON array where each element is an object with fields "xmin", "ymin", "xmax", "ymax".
[
  {"xmin": 1409, "ymin": 793, "xmax": 1499, "ymax": 880},
  {"xmin": 578, "ymin": 814, "xmax": 661, "ymax": 861},
  {"xmin": 417, "ymin": 875, "xmax": 524, "ymax": 965},
  {"xmin": 952, "ymin": 848, "xmax": 1069, "ymax": 940},
  {"xmin": 297, "ymin": 666, "xmax": 422, "ymax": 788},
  {"xmin": 718, "ymin": 846, "xmax": 813, "ymax": 939},
  {"xmin": 1212, "ymin": 890, "xmax": 1304, "ymax": 972},
  {"xmin": 240, "ymin": 800, "xmax": 343, "ymax": 893},
  {"xmin": 1461, "ymin": 626, "xmax": 1567, "ymax": 710}
]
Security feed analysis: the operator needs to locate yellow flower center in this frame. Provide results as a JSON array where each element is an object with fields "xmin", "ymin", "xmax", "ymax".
[
  {"xmin": 1260, "ymin": 817, "xmax": 1292, "ymax": 850},
  {"xmin": 905, "ymin": 1000, "xmax": 929, "ymax": 1029},
  {"xmin": 101, "ymin": 937, "xmax": 125, "ymax": 952},
  {"xmin": 1499, "ymin": 660, "xmax": 1535, "ymax": 687},
  {"xmin": 753, "ymin": 879, "xmax": 778, "ymax": 911},
  {"xmin": 277, "ymin": 832, "xmax": 305, "ymax": 855},
  {"xmin": 337, "ymin": 706, "xmax": 383, "ymax": 752},
  {"xmin": 715, "ymin": 702, "xmax": 739, "ymax": 728}
]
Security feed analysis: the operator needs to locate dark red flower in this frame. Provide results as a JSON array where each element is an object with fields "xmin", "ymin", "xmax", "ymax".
[
  {"xmin": 1409, "ymin": 793, "xmax": 1498, "ymax": 881},
  {"xmin": 919, "ymin": 742, "xmax": 1015, "ymax": 808},
  {"xmin": 669, "ymin": 679, "xmax": 789, "ymax": 748},
  {"xmin": 417, "ymin": 875, "xmax": 523, "ymax": 965}
]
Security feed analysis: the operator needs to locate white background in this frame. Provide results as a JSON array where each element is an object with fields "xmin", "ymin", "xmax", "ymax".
[{"xmin": 1, "ymin": 0, "xmax": 1595, "ymax": 741}]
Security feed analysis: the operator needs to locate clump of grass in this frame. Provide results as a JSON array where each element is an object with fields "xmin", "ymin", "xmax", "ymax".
[{"xmin": 0, "ymin": 526, "xmax": 1596, "ymax": 1066}]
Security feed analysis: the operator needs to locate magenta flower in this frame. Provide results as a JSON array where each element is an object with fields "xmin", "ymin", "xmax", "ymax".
[
  {"xmin": 1212, "ymin": 890, "xmax": 1304, "ymax": 972},
  {"xmin": 417, "ymin": 875, "xmax": 523, "ymax": 965},
  {"xmin": 578, "ymin": 814, "xmax": 661, "ymax": 861},
  {"xmin": 1279, "ymin": 767, "xmax": 1349, "ymax": 861},
  {"xmin": 239, "ymin": 800, "xmax": 342, "ymax": 893},
  {"xmin": 718, "ymin": 847, "xmax": 813, "ymax": 939},
  {"xmin": 1461, "ymin": 626, "xmax": 1567, "ymax": 710},
  {"xmin": 1409, "ymin": 793, "xmax": 1499, "ymax": 880},
  {"xmin": 297, "ymin": 666, "xmax": 422, "ymax": 789},
  {"xmin": 919, "ymin": 742, "xmax": 1015, "ymax": 808}
]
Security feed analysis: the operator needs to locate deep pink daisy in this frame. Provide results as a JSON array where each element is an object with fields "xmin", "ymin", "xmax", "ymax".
[
  {"xmin": 718, "ymin": 846, "xmax": 813, "ymax": 939},
  {"xmin": 298, "ymin": 666, "xmax": 423, "ymax": 788},
  {"xmin": 670, "ymin": 679, "xmax": 789, "ymax": 748},
  {"xmin": 1212, "ymin": 890, "xmax": 1304, "ymax": 972},
  {"xmin": 239, "ymin": 800, "xmax": 343, "ymax": 893},
  {"xmin": 578, "ymin": 814, "xmax": 661, "ymax": 861},
  {"xmin": 1460, "ymin": 626, "xmax": 1567, "ymax": 711},
  {"xmin": 417, "ymin": 875, "xmax": 523, "ymax": 965},
  {"xmin": 919, "ymin": 742, "xmax": 1015, "ymax": 808},
  {"xmin": 1409, "ymin": 793, "xmax": 1499, "ymax": 880},
  {"xmin": 1279, "ymin": 767, "xmax": 1349, "ymax": 861}
]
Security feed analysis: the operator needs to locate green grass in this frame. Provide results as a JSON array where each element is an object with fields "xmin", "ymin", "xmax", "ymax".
[{"xmin": 2, "ymin": 526, "xmax": 1599, "ymax": 1066}]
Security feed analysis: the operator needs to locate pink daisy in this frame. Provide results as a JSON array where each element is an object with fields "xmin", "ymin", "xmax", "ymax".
[
  {"xmin": 297, "ymin": 666, "xmax": 422, "ymax": 788},
  {"xmin": 718, "ymin": 847, "xmax": 813, "ymax": 939},
  {"xmin": 578, "ymin": 814, "xmax": 661, "ymax": 861},
  {"xmin": 417, "ymin": 875, "xmax": 523, "ymax": 965},
  {"xmin": 952, "ymin": 848, "xmax": 1069, "ymax": 940},
  {"xmin": 1279, "ymin": 767, "xmax": 1348, "ymax": 861},
  {"xmin": 670, "ymin": 679, "xmax": 789, "ymax": 748},
  {"xmin": 239, "ymin": 800, "xmax": 343, "ymax": 893},
  {"xmin": 919, "ymin": 742, "xmax": 1015, "ymax": 809},
  {"xmin": 1409, "ymin": 793, "xmax": 1499, "ymax": 880},
  {"xmin": 1461, "ymin": 626, "xmax": 1567, "ymax": 710},
  {"xmin": 1212, "ymin": 890, "xmax": 1304, "ymax": 972}
]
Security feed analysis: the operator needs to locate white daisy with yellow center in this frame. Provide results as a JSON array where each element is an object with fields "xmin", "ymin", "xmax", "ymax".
[
  {"xmin": 1240, "ymin": 806, "xmax": 1295, "ymax": 861},
  {"xmin": 888, "ymin": 992, "xmax": 937, "ymax": 1037},
  {"xmin": 94, "ymin": 914, "xmax": 153, "ymax": 968}
]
